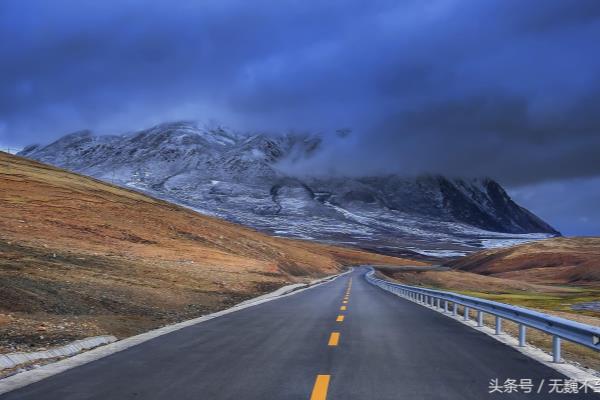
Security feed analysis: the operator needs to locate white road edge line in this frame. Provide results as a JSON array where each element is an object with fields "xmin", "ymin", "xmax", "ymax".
[
  {"xmin": 0, "ymin": 268, "xmax": 352, "ymax": 395},
  {"xmin": 373, "ymin": 276, "xmax": 600, "ymax": 388}
]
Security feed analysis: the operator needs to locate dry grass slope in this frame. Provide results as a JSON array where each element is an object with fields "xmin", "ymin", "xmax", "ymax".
[
  {"xmin": 447, "ymin": 237, "xmax": 600, "ymax": 284},
  {"xmin": 0, "ymin": 152, "xmax": 414, "ymax": 354}
]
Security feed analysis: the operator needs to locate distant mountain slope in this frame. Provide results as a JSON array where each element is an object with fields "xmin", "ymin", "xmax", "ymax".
[
  {"xmin": 0, "ymin": 151, "xmax": 410, "ymax": 352},
  {"xmin": 446, "ymin": 237, "xmax": 600, "ymax": 284},
  {"xmin": 19, "ymin": 121, "xmax": 559, "ymax": 256}
]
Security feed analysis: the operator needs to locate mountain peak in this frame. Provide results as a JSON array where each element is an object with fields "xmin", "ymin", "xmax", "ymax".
[{"xmin": 18, "ymin": 122, "xmax": 559, "ymax": 257}]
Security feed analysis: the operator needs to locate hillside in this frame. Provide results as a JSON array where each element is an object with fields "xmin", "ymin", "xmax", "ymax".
[
  {"xmin": 19, "ymin": 121, "xmax": 558, "ymax": 258},
  {"xmin": 0, "ymin": 151, "xmax": 415, "ymax": 353},
  {"xmin": 446, "ymin": 237, "xmax": 600, "ymax": 285}
]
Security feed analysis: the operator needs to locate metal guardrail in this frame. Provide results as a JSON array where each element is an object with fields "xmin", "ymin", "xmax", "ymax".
[{"xmin": 365, "ymin": 267, "xmax": 600, "ymax": 363}]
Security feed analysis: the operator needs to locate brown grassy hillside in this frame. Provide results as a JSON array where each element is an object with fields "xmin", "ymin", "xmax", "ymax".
[
  {"xmin": 0, "ymin": 152, "xmax": 415, "ymax": 353},
  {"xmin": 446, "ymin": 237, "xmax": 600, "ymax": 284}
]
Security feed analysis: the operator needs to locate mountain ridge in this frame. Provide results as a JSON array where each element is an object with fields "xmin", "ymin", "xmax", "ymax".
[{"xmin": 19, "ymin": 121, "xmax": 559, "ymax": 257}]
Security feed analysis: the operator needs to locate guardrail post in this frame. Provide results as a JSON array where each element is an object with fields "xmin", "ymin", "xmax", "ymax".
[
  {"xmin": 553, "ymin": 336, "xmax": 561, "ymax": 363},
  {"xmin": 436, "ymin": 298, "xmax": 440, "ymax": 309},
  {"xmin": 519, "ymin": 324, "xmax": 526, "ymax": 347},
  {"xmin": 495, "ymin": 317, "xmax": 502, "ymax": 335},
  {"xmin": 444, "ymin": 301, "xmax": 448, "ymax": 313},
  {"xmin": 463, "ymin": 306, "xmax": 469, "ymax": 321},
  {"xmin": 452, "ymin": 303, "xmax": 457, "ymax": 316},
  {"xmin": 477, "ymin": 311, "xmax": 483, "ymax": 327}
]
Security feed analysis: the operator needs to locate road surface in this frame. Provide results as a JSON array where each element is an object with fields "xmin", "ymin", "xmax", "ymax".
[{"xmin": 1, "ymin": 267, "xmax": 598, "ymax": 399}]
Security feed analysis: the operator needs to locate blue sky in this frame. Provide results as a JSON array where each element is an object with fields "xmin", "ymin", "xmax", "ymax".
[{"xmin": 1, "ymin": 0, "xmax": 599, "ymax": 236}]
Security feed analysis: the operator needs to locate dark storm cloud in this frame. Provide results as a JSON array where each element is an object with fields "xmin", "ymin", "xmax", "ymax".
[{"xmin": 1, "ymin": 0, "xmax": 600, "ymax": 187}]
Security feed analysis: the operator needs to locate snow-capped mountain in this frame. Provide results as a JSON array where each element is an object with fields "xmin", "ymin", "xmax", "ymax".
[{"xmin": 19, "ymin": 122, "xmax": 559, "ymax": 258}]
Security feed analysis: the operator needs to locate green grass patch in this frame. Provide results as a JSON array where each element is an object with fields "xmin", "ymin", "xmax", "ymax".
[{"xmin": 450, "ymin": 288, "xmax": 600, "ymax": 316}]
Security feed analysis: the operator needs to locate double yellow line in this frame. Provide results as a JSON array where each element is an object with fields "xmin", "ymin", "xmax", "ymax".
[{"xmin": 310, "ymin": 277, "xmax": 352, "ymax": 400}]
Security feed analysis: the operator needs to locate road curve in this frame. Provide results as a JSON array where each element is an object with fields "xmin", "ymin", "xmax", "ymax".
[{"xmin": 1, "ymin": 267, "xmax": 597, "ymax": 399}]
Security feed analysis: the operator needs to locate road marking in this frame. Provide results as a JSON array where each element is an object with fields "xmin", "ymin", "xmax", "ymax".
[
  {"xmin": 340, "ymin": 306, "xmax": 346, "ymax": 311},
  {"xmin": 342, "ymin": 300, "xmax": 348, "ymax": 304},
  {"xmin": 336, "ymin": 315, "xmax": 344, "ymax": 322},
  {"xmin": 328, "ymin": 332, "xmax": 340, "ymax": 346},
  {"xmin": 310, "ymin": 375, "xmax": 330, "ymax": 400}
]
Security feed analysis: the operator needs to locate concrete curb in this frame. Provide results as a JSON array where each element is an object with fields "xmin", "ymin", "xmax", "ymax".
[
  {"xmin": 0, "ymin": 268, "xmax": 350, "ymax": 395},
  {"xmin": 0, "ymin": 336, "xmax": 117, "ymax": 370},
  {"xmin": 236, "ymin": 283, "xmax": 306, "ymax": 307}
]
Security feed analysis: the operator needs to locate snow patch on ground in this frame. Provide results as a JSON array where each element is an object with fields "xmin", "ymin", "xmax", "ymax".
[{"xmin": 410, "ymin": 249, "xmax": 469, "ymax": 258}]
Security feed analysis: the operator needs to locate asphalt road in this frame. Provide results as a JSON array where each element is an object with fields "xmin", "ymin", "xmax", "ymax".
[{"xmin": 1, "ymin": 267, "xmax": 598, "ymax": 399}]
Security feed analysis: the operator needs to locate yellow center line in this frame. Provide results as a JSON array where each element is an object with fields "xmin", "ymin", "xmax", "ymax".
[
  {"xmin": 328, "ymin": 332, "xmax": 340, "ymax": 346},
  {"xmin": 336, "ymin": 315, "xmax": 344, "ymax": 322},
  {"xmin": 310, "ymin": 375, "xmax": 331, "ymax": 400},
  {"xmin": 340, "ymin": 306, "xmax": 347, "ymax": 311}
]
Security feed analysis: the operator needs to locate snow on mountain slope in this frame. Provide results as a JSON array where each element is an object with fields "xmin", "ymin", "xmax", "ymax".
[{"xmin": 19, "ymin": 121, "xmax": 559, "ymax": 257}]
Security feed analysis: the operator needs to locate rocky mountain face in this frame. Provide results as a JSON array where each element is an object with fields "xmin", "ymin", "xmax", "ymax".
[{"xmin": 19, "ymin": 122, "xmax": 559, "ymax": 258}]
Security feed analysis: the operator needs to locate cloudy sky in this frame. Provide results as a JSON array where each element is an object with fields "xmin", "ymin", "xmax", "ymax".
[{"xmin": 1, "ymin": 0, "xmax": 599, "ymax": 235}]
